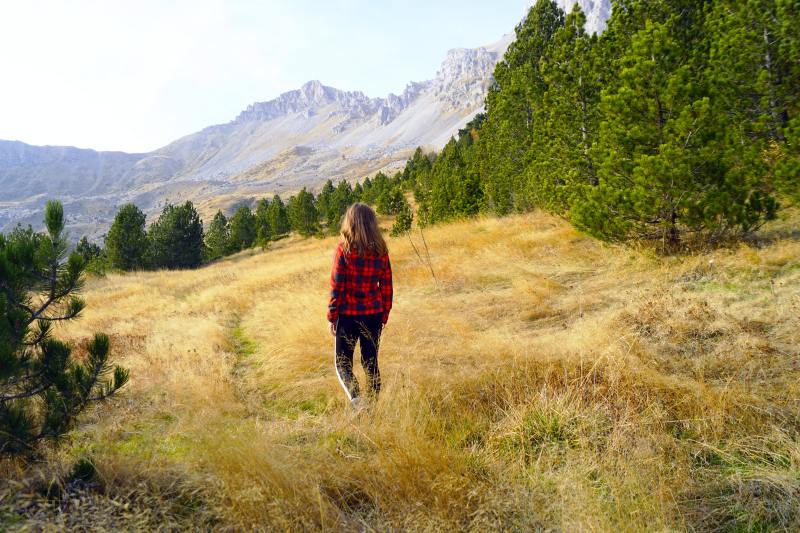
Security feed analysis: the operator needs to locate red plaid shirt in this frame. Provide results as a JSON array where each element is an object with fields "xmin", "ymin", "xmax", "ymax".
[{"xmin": 327, "ymin": 242, "xmax": 393, "ymax": 324}]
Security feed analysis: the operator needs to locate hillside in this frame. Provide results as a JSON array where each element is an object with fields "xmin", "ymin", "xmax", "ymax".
[{"xmin": 2, "ymin": 209, "xmax": 798, "ymax": 531}]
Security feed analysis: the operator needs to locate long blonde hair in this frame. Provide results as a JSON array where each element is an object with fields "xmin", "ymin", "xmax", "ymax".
[{"xmin": 340, "ymin": 203, "xmax": 388, "ymax": 256}]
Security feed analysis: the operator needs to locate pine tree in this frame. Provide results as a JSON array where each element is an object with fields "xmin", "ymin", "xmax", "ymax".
[
  {"xmin": 254, "ymin": 198, "xmax": 273, "ymax": 248},
  {"xmin": 708, "ymin": 0, "xmax": 794, "ymax": 143},
  {"xmin": 360, "ymin": 177, "xmax": 375, "ymax": 204},
  {"xmin": 427, "ymin": 137, "xmax": 482, "ymax": 222},
  {"xmin": 457, "ymin": 114, "xmax": 486, "ymax": 144},
  {"xmin": 147, "ymin": 201, "xmax": 205, "ymax": 269},
  {"xmin": 372, "ymin": 172, "xmax": 389, "ymax": 191},
  {"xmin": 390, "ymin": 199, "xmax": 413, "ymax": 237},
  {"xmin": 363, "ymin": 172, "xmax": 390, "ymax": 206},
  {"xmin": 352, "ymin": 182, "xmax": 364, "ymax": 203},
  {"xmin": 428, "ymin": 139, "xmax": 457, "ymax": 222},
  {"xmin": 316, "ymin": 180, "xmax": 335, "ymax": 225},
  {"xmin": 255, "ymin": 226, "xmax": 270, "ymax": 249},
  {"xmin": 265, "ymin": 195, "xmax": 290, "ymax": 237},
  {"xmin": 377, "ymin": 187, "xmax": 405, "ymax": 216},
  {"xmin": 204, "ymin": 210, "xmax": 229, "ymax": 261},
  {"xmin": 105, "ymin": 203, "xmax": 148, "ymax": 271},
  {"xmin": 76, "ymin": 236, "xmax": 102, "ymax": 263},
  {"xmin": 287, "ymin": 189, "xmax": 319, "ymax": 236},
  {"xmin": 327, "ymin": 181, "xmax": 353, "ymax": 230},
  {"xmin": 76, "ymin": 236, "xmax": 107, "ymax": 275},
  {"xmin": 452, "ymin": 130, "xmax": 483, "ymax": 219},
  {"xmin": 572, "ymin": 17, "xmax": 777, "ymax": 248},
  {"xmin": 228, "ymin": 205, "xmax": 257, "ymax": 252},
  {"xmin": 402, "ymin": 147, "xmax": 433, "ymax": 188},
  {"xmin": 412, "ymin": 163, "xmax": 432, "ymax": 215},
  {"xmin": 776, "ymin": 0, "xmax": 800, "ymax": 200},
  {"xmin": 708, "ymin": 0, "xmax": 800, "ymax": 203},
  {"xmin": 0, "ymin": 201, "xmax": 128, "ymax": 456},
  {"xmin": 477, "ymin": 0, "xmax": 564, "ymax": 214},
  {"xmin": 530, "ymin": 3, "xmax": 600, "ymax": 213},
  {"xmin": 404, "ymin": 147, "xmax": 435, "ymax": 211}
]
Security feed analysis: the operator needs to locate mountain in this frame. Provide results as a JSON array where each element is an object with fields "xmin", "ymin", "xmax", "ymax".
[
  {"xmin": 0, "ymin": 1, "xmax": 611, "ymax": 238},
  {"xmin": 0, "ymin": 37, "xmax": 512, "ymax": 238}
]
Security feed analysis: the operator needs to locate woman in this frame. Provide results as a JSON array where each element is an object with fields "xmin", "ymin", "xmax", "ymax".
[{"xmin": 327, "ymin": 203, "xmax": 393, "ymax": 408}]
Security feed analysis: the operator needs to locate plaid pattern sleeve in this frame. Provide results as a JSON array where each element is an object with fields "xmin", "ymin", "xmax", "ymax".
[
  {"xmin": 327, "ymin": 243, "xmax": 347, "ymax": 323},
  {"xmin": 327, "ymin": 242, "xmax": 393, "ymax": 324},
  {"xmin": 380, "ymin": 255, "xmax": 392, "ymax": 324}
]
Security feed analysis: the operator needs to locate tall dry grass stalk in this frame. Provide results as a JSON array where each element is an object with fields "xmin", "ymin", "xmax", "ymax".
[{"xmin": 2, "ymin": 210, "xmax": 799, "ymax": 531}]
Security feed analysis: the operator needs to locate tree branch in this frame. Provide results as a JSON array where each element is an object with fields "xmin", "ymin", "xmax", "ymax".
[{"xmin": 0, "ymin": 384, "xmax": 48, "ymax": 402}]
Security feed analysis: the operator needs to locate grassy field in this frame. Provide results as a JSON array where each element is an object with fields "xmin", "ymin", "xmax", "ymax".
[{"xmin": 2, "ymin": 210, "xmax": 799, "ymax": 531}]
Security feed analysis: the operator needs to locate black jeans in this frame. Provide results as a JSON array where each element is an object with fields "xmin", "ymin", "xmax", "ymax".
[{"xmin": 334, "ymin": 313, "xmax": 383, "ymax": 401}]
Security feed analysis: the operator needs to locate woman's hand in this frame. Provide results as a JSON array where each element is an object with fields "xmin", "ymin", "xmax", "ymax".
[{"xmin": 329, "ymin": 321, "xmax": 337, "ymax": 336}]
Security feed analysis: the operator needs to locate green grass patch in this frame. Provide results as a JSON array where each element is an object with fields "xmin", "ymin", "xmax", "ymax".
[
  {"xmin": 435, "ymin": 417, "xmax": 487, "ymax": 450},
  {"xmin": 781, "ymin": 262, "xmax": 800, "ymax": 274},
  {"xmin": 262, "ymin": 395, "xmax": 329, "ymax": 420},
  {"xmin": 321, "ymin": 430, "xmax": 378, "ymax": 457},
  {"xmin": 231, "ymin": 323, "xmax": 258, "ymax": 359},
  {"xmin": 695, "ymin": 280, "xmax": 741, "ymax": 292},
  {"xmin": 460, "ymin": 452, "xmax": 494, "ymax": 481},
  {"xmin": 473, "ymin": 274, "xmax": 512, "ymax": 290},
  {"xmin": 107, "ymin": 420, "xmax": 193, "ymax": 461},
  {"xmin": 155, "ymin": 411, "xmax": 177, "ymax": 423},
  {"xmin": 499, "ymin": 409, "xmax": 580, "ymax": 464},
  {"xmin": 685, "ymin": 445, "xmax": 800, "ymax": 533},
  {"xmin": 521, "ymin": 411, "xmax": 578, "ymax": 448}
]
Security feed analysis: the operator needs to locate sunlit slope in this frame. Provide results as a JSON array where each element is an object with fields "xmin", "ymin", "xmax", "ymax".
[{"xmin": 26, "ymin": 211, "xmax": 800, "ymax": 531}]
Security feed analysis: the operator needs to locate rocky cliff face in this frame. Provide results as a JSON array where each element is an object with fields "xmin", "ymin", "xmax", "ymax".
[
  {"xmin": 555, "ymin": 0, "xmax": 611, "ymax": 35},
  {"xmin": 0, "ymin": 2, "xmax": 612, "ymax": 238},
  {"xmin": 434, "ymin": 47, "xmax": 501, "ymax": 112},
  {"xmin": 234, "ymin": 80, "xmax": 385, "ymax": 124}
]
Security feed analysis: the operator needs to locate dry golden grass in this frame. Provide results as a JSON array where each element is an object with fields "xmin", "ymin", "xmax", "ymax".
[{"xmin": 2, "ymin": 210, "xmax": 799, "ymax": 531}]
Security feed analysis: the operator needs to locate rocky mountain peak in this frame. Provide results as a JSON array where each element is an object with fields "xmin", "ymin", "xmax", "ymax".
[
  {"xmin": 298, "ymin": 79, "xmax": 335, "ymax": 103},
  {"xmin": 433, "ymin": 46, "xmax": 501, "ymax": 111},
  {"xmin": 233, "ymin": 75, "xmax": 439, "ymax": 129},
  {"xmin": 234, "ymin": 80, "xmax": 384, "ymax": 123}
]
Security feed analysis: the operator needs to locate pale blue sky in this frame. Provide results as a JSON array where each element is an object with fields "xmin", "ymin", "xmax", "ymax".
[{"xmin": 0, "ymin": 1, "xmax": 527, "ymax": 152}]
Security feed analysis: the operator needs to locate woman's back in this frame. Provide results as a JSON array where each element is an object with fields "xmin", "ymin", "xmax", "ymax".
[{"xmin": 329, "ymin": 243, "xmax": 391, "ymax": 320}]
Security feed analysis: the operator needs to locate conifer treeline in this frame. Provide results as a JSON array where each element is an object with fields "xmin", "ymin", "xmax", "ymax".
[
  {"xmin": 79, "ymin": 0, "xmax": 800, "ymax": 270},
  {"xmin": 404, "ymin": 0, "xmax": 799, "ymax": 248},
  {"xmin": 88, "ymin": 171, "xmax": 412, "ymax": 272}
]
